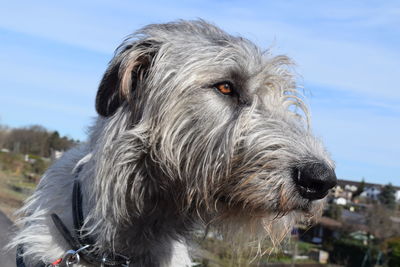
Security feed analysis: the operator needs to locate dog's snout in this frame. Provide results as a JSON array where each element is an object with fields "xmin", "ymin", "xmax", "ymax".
[{"xmin": 292, "ymin": 163, "xmax": 337, "ymax": 201}]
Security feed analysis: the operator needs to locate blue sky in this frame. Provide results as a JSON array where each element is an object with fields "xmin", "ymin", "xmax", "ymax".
[{"xmin": 0, "ymin": 1, "xmax": 399, "ymax": 186}]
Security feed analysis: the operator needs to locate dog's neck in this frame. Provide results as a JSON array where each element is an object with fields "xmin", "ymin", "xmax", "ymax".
[
  {"xmin": 74, "ymin": 117, "xmax": 195, "ymax": 266},
  {"xmin": 113, "ymin": 212, "xmax": 192, "ymax": 266},
  {"xmin": 80, "ymin": 171, "xmax": 194, "ymax": 266},
  {"xmin": 99, "ymin": 202, "xmax": 193, "ymax": 266}
]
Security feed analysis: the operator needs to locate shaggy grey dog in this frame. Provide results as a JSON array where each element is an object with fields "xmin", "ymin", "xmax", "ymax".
[{"xmin": 11, "ymin": 20, "xmax": 336, "ymax": 266}]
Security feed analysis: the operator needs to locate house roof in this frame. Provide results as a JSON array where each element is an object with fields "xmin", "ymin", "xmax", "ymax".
[{"xmin": 337, "ymin": 179, "xmax": 400, "ymax": 190}]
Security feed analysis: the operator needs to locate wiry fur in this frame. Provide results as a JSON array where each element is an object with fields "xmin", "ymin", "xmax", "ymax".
[{"xmin": 10, "ymin": 20, "xmax": 334, "ymax": 266}]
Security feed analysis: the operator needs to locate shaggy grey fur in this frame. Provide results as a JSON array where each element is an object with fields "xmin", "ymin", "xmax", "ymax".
[{"xmin": 10, "ymin": 20, "xmax": 335, "ymax": 266}]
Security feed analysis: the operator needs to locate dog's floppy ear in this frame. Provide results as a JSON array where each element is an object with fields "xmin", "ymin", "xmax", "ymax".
[{"xmin": 96, "ymin": 41, "xmax": 158, "ymax": 117}]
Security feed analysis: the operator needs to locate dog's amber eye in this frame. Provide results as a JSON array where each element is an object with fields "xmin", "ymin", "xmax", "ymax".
[{"xmin": 215, "ymin": 82, "xmax": 233, "ymax": 95}]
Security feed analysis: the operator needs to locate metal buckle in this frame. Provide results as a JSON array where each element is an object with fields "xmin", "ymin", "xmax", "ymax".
[{"xmin": 61, "ymin": 245, "xmax": 90, "ymax": 266}]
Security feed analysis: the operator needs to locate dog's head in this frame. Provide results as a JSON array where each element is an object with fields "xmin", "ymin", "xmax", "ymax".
[{"xmin": 93, "ymin": 20, "xmax": 336, "ymax": 244}]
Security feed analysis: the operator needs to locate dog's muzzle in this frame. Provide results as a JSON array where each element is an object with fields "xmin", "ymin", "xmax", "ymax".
[{"xmin": 292, "ymin": 163, "xmax": 337, "ymax": 200}]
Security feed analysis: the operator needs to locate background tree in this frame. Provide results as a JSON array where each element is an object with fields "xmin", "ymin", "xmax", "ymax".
[
  {"xmin": 324, "ymin": 203, "xmax": 342, "ymax": 221},
  {"xmin": 352, "ymin": 178, "xmax": 366, "ymax": 200},
  {"xmin": 1, "ymin": 124, "xmax": 78, "ymax": 157},
  {"xmin": 379, "ymin": 183, "xmax": 397, "ymax": 210},
  {"xmin": 385, "ymin": 238, "xmax": 400, "ymax": 267},
  {"xmin": 0, "ymin": 123, "xmax": 10, "ymax": 149},
  {"xmin": 6, "ymin": 125, "xmax": 49, "ymax": 156},
  {"xmin": 367, "ymin": 204, "xmax": 399, "ymax": 240}
]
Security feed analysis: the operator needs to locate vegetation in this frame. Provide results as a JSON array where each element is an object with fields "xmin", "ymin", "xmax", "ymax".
[
  {"xmin": 0, "ymin": 123, "xmax": 78, "ymax": 218},
  {"xmin": 366, "ymin": 204, "xmax": 400, "ymax": 241},
  {"xmin": 385, "ymin": 237, "xmax": 400, "ymax": 267},
  {"xmin": 379, "ymin": 183, "xmax": 397, "ymax": 210},
  {"xmin": 0, "ymin": 152, "xmax": 39, "ymax": 219},
  {"xmin": 330, "ymin": 237, "xmax": 380, "ymax": 267},
  {"xmin": 352, "ymin": 178, "xmax": 365, "ymax": 200},
  {"xmin": 0, "ymin": 124, "xmax": 78, "ymax": 158},
  {"xmin": 195, "ymin": 237, "xmax": 318, "ymax": 267},
  {"xmin": 324, "ymin": 203, "xmax": 342, "ymax": 220}
]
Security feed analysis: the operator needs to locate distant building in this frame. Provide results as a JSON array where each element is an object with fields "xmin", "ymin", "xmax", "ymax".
[
  {"xmin": 345, "ymin": 184, "xmax": 358, "ymax": 192},
  {"xmin": 333, "ymin": 179, "xmax": 400, "ymax": 203},
  {"xmin": 333, "ymin": 197, "xmax": 347, "ymax": 205},
  {"xmin": 360, "ymin": 186, "xmax": 381, "ymax": 200},
  {"xmin": 396, "ymin": 190, "xmax": 400, "ymax": 202},
  {"xmin": 331, "ymin": 184, "xmax": 352, "ymax": 202},
  {"xmin": 51, "ymin": 150, "xmax": 64, "ymax": 161}
]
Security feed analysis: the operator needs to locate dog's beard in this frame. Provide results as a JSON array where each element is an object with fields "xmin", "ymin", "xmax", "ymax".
[{"xmin": 196, "ymin": 177, "xmax": 326, "ymax": 250}]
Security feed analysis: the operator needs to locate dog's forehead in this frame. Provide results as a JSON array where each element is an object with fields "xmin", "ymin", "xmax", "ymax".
[
  {"xmin": 142, "ymin": 20, "xmax": 234, "ymax": 44},
  {"xmin": 174, "ymin": 34, "xmax": 262, "ymax": 68},
  {"xmin": 138, "ymin": 21, "xmax": 289, "ymax": 94},
  {"xmin": 144, "ymin": 21, "xmax": 264, "ymax": 71}
]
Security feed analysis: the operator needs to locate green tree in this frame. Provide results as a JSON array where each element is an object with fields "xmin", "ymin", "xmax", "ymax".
[
  {"xmin": 352, "ymin": 178, "xmax": 365, "ymax": 200},
  {"xmin": 2, "ymin": 124, "xmax": 78, "ymax": 157},
  {"xmin": 386, "ymin": 238, "xmax": 400, "ymax": 267},
  {"xmin": 324, "ymin": 203, "xmax": 342, "ymax": 220},
  {"xmin": 48, "ymin": 131, "xmax": 61, "ymax": 151},
  {"xmin": 47, "ymin": 131, "xmax": 77, "ymax": 155},
  {"xmin": 379, "ymin": 183, "xmax": 397, "ymax": 210}
]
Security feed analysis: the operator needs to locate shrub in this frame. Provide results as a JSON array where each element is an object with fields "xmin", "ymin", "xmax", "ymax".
[
  {"xmin": 330, "ymin": 238, "xmax": 379, "ymax": 267},
  {"xmin": 385, "ymin": 237, "xmax": 400, "ymax": 267}
]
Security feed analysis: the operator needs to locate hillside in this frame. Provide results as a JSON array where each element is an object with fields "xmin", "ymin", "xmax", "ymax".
[{"xmin": 0, "ymin": 151, "xmax": 47, "ymax": 220}]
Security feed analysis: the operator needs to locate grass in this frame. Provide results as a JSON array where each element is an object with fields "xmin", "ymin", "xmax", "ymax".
[
  {"xmin": 195, "ymin": 235, "xmax": 320, "ymax": 266},
  {"xmin": 0, "ymin": 169, "xmax": 36, "ymax": 220},
  {"xmin": 0, "ymin": 151, "xmax": 46, "ymax": 220}
]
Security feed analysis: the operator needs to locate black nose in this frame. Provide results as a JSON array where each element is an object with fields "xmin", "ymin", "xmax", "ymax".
[{"xmin": 292, "ymin": 163, "xmax": 337, "ymax": 200}]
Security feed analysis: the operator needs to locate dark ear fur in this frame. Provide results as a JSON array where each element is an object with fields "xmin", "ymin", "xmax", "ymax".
[
  {"xmin": 95, "ymin": 42, "xmax": 156, "ymax": 117},
  {"xmin": 95, "ymin": 60, "xmax": 123, "ymax": 117}
]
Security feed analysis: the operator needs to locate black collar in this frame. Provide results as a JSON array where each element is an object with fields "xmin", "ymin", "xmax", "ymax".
[
  {"xmin": 17, "ymin": 175, "xmax": 131, "ymax": 266},
  {"xmin": 51, "ymin": 180, "xmax": 131, "ymax": 266}
]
